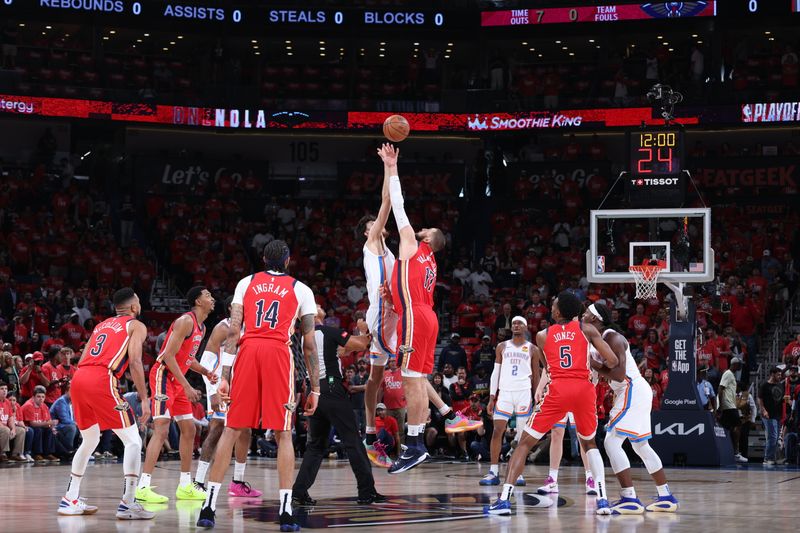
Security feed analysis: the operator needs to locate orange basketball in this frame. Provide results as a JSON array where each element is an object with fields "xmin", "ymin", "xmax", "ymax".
[{"xmin": 383, "ymin": 115, "xmax": 410, "ymax": 142}]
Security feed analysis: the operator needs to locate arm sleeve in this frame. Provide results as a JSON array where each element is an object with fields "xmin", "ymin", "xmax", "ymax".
[
  {"xmin": 490, "ymin": 363, "xmax": 501, "ymax": 396},
  {"xmin": 232, "ymin": 276, "xmax": 251, "ymax": 306},
  {"xmin": 389, "ymin": 175, "xmax": 410, "ymax": 231}
]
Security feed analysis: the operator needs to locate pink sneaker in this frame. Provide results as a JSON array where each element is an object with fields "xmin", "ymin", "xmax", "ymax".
[
  {"xmin": 536, "ymin": 476, "xmax": 559, "ymax": 495},
  {"xmin": 228, "ymin": 481, "xmax": 263, "ymax": 498},
  {"xmin": 585, "ymin": 477, "xmax": 597, "ymax": 495}
]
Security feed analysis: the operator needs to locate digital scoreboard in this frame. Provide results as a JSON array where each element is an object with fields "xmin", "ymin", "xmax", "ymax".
[{"xmin": 626, "ymin": 129, "xmax": 686, "ymax": 207}]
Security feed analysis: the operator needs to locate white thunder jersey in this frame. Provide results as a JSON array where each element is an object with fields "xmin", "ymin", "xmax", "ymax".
[
  {"xmin": 499, "ymin": 338, "xmax": 534, "ymax": 391},
  {"xmin": 363, "ymin": 241, "xmax": 398, "ymax": 360},
  {"xmin": 590, "ymin": 328, "xmax": 644, "ymax": 392}
]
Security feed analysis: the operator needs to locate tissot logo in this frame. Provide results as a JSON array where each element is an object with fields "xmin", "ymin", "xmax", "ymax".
[
  {"xmin": 654, "ymin": 422, "xmax": 705, "ymax": 436},
  {"xmin": 631, "ymin": 178, "xmax": 679, "ymax": 186}
]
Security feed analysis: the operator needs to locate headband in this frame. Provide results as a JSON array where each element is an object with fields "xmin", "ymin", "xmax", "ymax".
[
  {"xmin": 588, "ymin": 304, "xmax": 603, "ymax": 322},
  {"xmin": 511, "ymin": 315, "xmax": 527, "ymax": 327},
  {"xmin": 266, "ymin": 249, "xmax": 290, "ymax": 269}
]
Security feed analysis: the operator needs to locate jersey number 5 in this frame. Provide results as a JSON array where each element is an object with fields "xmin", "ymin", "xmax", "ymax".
[
  {"xmin": 89, "ymin": 333, "xmax": 107, "ymax": 357},
  {"xmin": 255, "ymin": 300, "xmax": 280, "ymax": 329},
  {"xmin": 423, "ymin": 267, "xmax": 435, "ymax": 292},
  {"xmin": 559, "ymin": 345, "xmax": 572, "ymax": 369}
]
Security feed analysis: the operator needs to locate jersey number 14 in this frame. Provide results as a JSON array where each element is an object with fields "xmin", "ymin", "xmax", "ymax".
[{"xmin": 255, "ymin": 300, "xmax": 280, "ymax": 329}]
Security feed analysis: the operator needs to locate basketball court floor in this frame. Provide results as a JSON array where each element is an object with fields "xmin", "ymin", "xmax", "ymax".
[{"xmin": 5, "ymin": 459, "xmax": 799, "ymax": 532}]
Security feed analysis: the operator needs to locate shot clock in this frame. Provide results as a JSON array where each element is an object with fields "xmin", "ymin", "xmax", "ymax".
[{"xmin": 625, "ymin": 129, "xmax": 686, "ymax": 208}]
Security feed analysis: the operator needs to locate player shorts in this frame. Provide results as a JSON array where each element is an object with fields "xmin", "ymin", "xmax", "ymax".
[
  {"xmin": 526, "ymin": 379, "xmax": 598, "ymax": 441},
  {"xmin": 606, "ymin": 377, "xmax": 653, "ymax": 442},
  {"xmin": 226, "ymin": 340, "xmax": 295, "ymax": 431},
  {"xmin": 494, "ymin": 389, "xmax": 532, "ymax": 421},
  {"xmin": 397, "ymin": 304, "xmax": 438, "ymax": 376},
  {"xmin": 150, "ymin": 364, "xmax": 193, "ymax": 420},
  {"xmin": 72, "ymin": 366, "xmax": 136, "ymax": 431},
  {"xmin": 366, "ymin": 303, "xmax": 398, "ymax": 366}
]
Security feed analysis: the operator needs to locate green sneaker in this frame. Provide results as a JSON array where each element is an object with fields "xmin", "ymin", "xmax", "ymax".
[
  {"xmin": 176, "ymin": 482, "xmax": 207, "ymax": 501},
  {"xmin": 135, "ymin": 486, "xmax": 169, "ymax": 504}
]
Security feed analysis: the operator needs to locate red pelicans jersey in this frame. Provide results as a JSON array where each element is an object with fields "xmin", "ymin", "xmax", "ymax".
[
  {"xmin": 153, "ymin": 312, "xmax": 205, "ymax": 378},
  {"xmin": 391, "ymin": 241, "xmax": 437, "ymax": 312},
  {"xmin": 543, "ymin": 320, "xmax": 591, "ymax": 381},
  {"xmin": 233, "ymin": 271, "xmax": 316, "ymax": 345},
  {"xmin": 78, "ymin": 315, "xmax": 135, "ymax": 379}
]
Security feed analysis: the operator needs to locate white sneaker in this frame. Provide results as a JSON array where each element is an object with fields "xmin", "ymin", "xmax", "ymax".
[
  {"xmin": 734, "ymin": 453, "xmax": 749, "ymax": 463},
  {"xmin": 24, "ymin": 453, "xmax": 35, "ymax": 463},
  {"xmin": 116, "ymin": 501, "xmax": 156, "ymax": 520},
  {"xmin": 58, "ymin": 497, "xmax": 99, "ymax": 516},
  {"xmin": 536, "ymin": 476, "xmax": 559, "ymax": 495},
  {"xmin": 763, "ymin": 459, "xmax": 776, "ymax": 466}
]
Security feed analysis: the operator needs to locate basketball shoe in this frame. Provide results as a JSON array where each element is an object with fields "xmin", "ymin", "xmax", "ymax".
[
  {"xmin": 585, "ymin": 476, "xmax": 598, "ymax": 495},
  {"xmin": 536, "ymin": 476, "xmax": 559, "ymax": 495},
  {"xmin": 479, "ymin": 472, "xmax": 500, "ymax": 486},
  {"xmin": 135, "ymin": 486, "xmax": 168, "ymax": 503},
  {"xmin": 228, "ymin": 481, "xmax": 262, "ymax": 497},
  {"xmin": 116, "ymin": 501, "xmax": 156, "ymax": 520},
  {"xmin": 388, "ymin": 446, "xmax": 429, "ymax": 474},
  {"xmin": 610, "ymin": 497, "xmax": 645, "ymax": 514},
  {"xmin": 365, "ymin": 441, "xmax": 392, "ymax": 468},
  {"xmin": 444, "ymin": 412, "xmax": 483, "ymax": 434},
  {"xmin": 58, "ymin": 497, "xmax": 98, "ymax": 516},
  {"xmin": 645, "ymin": 494, "xmax": 679, "ymax": 512}
]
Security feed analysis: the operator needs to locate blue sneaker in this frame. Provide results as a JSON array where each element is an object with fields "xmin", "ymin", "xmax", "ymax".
[
  {"xmin": 514, "ymin": 475, "xmax": 526, "ymax": 487},
  {"xmin": 610, "ymin": 497, "xmax": 645, "ymax": 515},
  {"xmin": 596, "ymin": 498, "xmax": 612, "ymax": 515},
  {"xmin": 483, "ymin": 497, "xmax": 512, "ymax": 515},
  {"xmin": 388, "ymin": 447, "xmax": 429, "ymax": 474},
  {"xmin": 196, "ymin": 506, "xmax": 215, "ymax": 528},
  {"xmin": 479, "ymin": 472, "xmax": 500, "ymax": 486},
  {"xmin": 645, "ymin": 494, "xmax": 679, "ymax": 512},
  {"xmin": 279, "ymin": 512, "xmax": 301, "ymax": 532}
]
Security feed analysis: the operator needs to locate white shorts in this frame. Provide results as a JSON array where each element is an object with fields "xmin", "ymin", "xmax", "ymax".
[
  {"xmin": 606, "ymin": 377, "xmax": 653, "ymax": 442},
  {"xmin": 494, "ymin": 389, "xmax": 532, "ymax": 421},
  {"xmin": 554, "ymin": 412, "xmax": 575, "ymax": 429},
  {"xmin": 366, "ymin": 303, "xmax": 398, "ymax": 366}
]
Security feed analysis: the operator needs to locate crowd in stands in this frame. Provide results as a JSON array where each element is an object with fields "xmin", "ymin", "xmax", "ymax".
[{"xmin": 3, "ymin": 17, "xmax": 798, "ymax": 112}]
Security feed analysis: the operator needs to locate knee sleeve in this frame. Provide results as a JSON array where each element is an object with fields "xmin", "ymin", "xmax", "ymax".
[
  {"xmin": 631, "ymin": 440, "xmax": 663, "ymax": 475},
  {"xmin": 603, "ymin": 431, "xmax": 631, "ymax": 474},
  {"xmin": 72, "ymin": 424, "xmax": 102, "ymax": 476},
  {"xmin": 113, "ymin": 425, "xmax": 143, "ymax": 476}
]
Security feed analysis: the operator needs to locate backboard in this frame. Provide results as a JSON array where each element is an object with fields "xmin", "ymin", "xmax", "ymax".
[{"xmin": 587, "ymin": 208, "xmax": 714, "ymax": 284}]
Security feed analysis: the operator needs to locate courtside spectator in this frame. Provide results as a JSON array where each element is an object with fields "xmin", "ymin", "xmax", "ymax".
[
  {"xmin": 759, "ymin": 366, "xmax": 784, "ymax": 465},
  {"xmin": 49, "ymin": 384, "xmax": 77, "ymax": 457},
  {"xmin": 374, "ymin": 403, "xmax": 400, "ymax": 459},
  {"xmin": 784, "ymin": 333, "xmax": 800, "ymax": 366},
  {"xmin": 438, "ymin": 333, "xmax": 468, "ymax": 372},
  {"xmin": 22, "ymin": 385, "xmax": 58, "ymax": 462},
  {"xmin": 0, "ymin": 381, "xmax": 25, "ymax": 461},
  {"xmin": 718, "ymin": 358, "xmax": 747, "ymax": 463},
  {"xmin": 380, "ymin": 358, "xmax": 406, "ymax": 441}
]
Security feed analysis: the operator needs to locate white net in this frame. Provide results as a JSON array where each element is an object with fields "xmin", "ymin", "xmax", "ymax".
[{"xmin": 629, "ymin": 265, "xmax": 662, "ymax": 300}]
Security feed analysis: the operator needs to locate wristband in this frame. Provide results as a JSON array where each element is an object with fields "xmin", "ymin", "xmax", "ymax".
[
  {"xmin": 310, "ymin": 391, "xmax": 320, "ymax": 396},
  {"xmin": 220, "ymin": 351, "xmax": 236, "ymax": 367}
]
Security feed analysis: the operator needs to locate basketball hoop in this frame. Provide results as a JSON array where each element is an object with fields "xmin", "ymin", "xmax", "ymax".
[{"xmin": 629, "ymin": 264, "xmax": 663, "ymax": 300}]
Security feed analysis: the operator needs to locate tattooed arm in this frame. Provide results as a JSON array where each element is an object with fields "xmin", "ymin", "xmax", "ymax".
[
  {"xmin": 217, "ymin": 302, "xmax": 243, "ymax": 402},
  {"xmin": 301, "ymin": 313, "xmax": 319, "ymax": 415}
]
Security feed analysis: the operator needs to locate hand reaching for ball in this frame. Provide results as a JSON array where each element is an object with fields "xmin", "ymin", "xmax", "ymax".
[{"xmin": 377, "ymin": 143, "xmax": 399, "ymax": 166}]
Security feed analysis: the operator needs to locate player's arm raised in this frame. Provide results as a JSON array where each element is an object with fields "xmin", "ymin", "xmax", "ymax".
[
  {"xmin": 386, "ymin": 145, "xmax": 417, "ymax": 261},
  {"xmin": 160, "ymin": 315, "xmax": 201, "ymax": 402},
  {"xmin": 127, "ymin": 320, "xmax": 151, "ymax": 425},
  {"xmin": 487, "ymin": 342, "xmax": 504, "ymax": 415},
  {"xmin": 582, "ymin": 322, "xmax": 619, "ymax": 369},
  {"xmin": 367, "ymin": 143, "xmax": 395, "ymax": 250}
]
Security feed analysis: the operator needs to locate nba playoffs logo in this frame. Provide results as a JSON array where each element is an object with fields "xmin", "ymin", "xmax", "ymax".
[{"xmin": 596, "ymin": 256, "xmax": 606, "ymax": 273}]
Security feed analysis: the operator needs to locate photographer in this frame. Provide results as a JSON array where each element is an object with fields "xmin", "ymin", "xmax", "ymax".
[{"xmin": 19, "ymin": 351, "xmax": 51, "ymax": 402}]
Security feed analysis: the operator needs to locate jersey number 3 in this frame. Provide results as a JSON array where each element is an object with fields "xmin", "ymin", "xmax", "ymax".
[
  {"xmin": 255, "ymin": 300, "xmax": 280, "ymax": 329},
  {"xmin": 559, "ymin": 345, "xmax": 572, "ymax": 369},
  {"xmin": 89, "ymin": 333, "xmax": 107, "ymax": 357}
]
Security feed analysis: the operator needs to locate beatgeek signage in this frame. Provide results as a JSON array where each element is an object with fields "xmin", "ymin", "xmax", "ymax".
[
  {"xmin": 741, "ymin": 101, "xmax": 800, "ymax": 123},
  {"xmin": 692, "ymin": 158, "xmax": 799, "ymax": 190}
]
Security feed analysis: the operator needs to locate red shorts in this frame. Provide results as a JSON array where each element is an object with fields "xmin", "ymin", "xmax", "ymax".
[
  {"xmin": 72, "ymin": 366, "xmax": 135, "ymax": 431},
  {"xmin": 526, "ymin": 379, "xmax": 598, "ymax": 440},
  {"xmin": 226, "ymin": 341, "xmax": 295, "ymax": 431},
  {"xmin": 397, "ymin": 305, "xmax": 438, "ymax": 375},
  {"xmin": 150, "ymin": 364, "xmax": 193, "ymax": 419}
]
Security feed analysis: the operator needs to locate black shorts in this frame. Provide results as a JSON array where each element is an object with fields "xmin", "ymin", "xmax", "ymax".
[{"xmin": 720, "ymin": 409, "xmax": 741, "ymax": 430}]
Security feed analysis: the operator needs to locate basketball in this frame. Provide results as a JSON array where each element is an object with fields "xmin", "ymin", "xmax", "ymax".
[{"xmin": 383, "ymin": 115, "xmax": 410, "ymax": 142}]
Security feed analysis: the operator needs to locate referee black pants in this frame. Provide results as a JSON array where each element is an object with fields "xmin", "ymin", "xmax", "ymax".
[{"xmin": 293, "ymin": 378, "xmax": 375, "ymax": 498}]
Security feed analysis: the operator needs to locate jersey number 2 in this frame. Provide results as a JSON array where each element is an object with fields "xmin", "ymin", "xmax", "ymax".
[
  {"xmin": 559, "ymin": 345, "xmax": 572, "ymax": 369},
  {"xmin": 89, "ymin": 333, "xmax": 107, "ymax": 357},
  {"xmin": 255, "ymin": 300, "xmax": 280, "ymax": 329}
]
